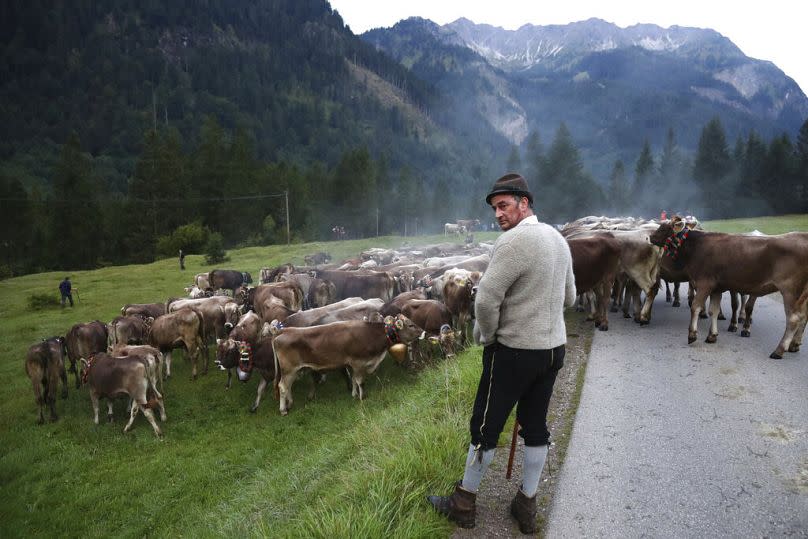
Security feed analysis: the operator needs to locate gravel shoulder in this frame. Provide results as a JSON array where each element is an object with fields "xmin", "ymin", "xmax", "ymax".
[{"xmin": 453, "ymin": 312, "xmax": 593, "ymax": 538}]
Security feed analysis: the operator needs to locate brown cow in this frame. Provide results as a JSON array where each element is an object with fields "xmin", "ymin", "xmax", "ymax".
[
  {"xmin": 247, "ymin": 282, "xmax": 304, "ymax": 321},
  {"xmin": 148, "ymin": 308, "xmax": 204, "ymax": 379},
  {"xmin": 107, "ymin": 315, "xmax": 150, "ymax": 348},
  {"xmin": 380, "ymin": 290, "xmax": 428, "ymax": 316},
  {"xmin": 272, "ymin": 314, "xmax": 424, "ymax": 414},
  {"xmin": 65, "ymin": 321, "xmax": 108, "ymax": 388},
  {"xmin": 308, "ymin": 298, "xmax": 385, "ymax": 326},
  {"xmin": 442, "ymin": 269, "xmax": 482, "ymax": 344},
  {"xmin": 80, "ymin": 353, "xmax": 165, "ymax": 438},
  {"xmin": 401, "ymin": 299, "xmax": 458, "ymax": 359},
  {"xmin": 312, "ymin": 269, "xmax": 396, "ymax": 301},
  {"xmin": 168, "ymin": 296, "xmax": 239, "ymax": 372},
  {"xmin": 25, "ymin": 337, "xmax": 68, "ymax": 424},
  {"xmin": 282, "ymin": 297, "xmax": 364, "ymax": 328},
  {"xmin": 568, "ymin": 234, "xmax": 621, "ymax": 331},
  {"xmin": 121, "ymin": 303, "xmax": 166, "ymax": 319},
  {"xmin": 649, "ymin": 223, "xmax": 808, "ymax": 358},
  {"xmin": 109, "ymin": 344, "xmax": 166, "ymax": 393},
  {"xmin": 209, "ymin": 269, "xmax": 253, "ymax": 295},
  {"xmin": 306, "ymin": 278, "xmax": 337, "ymax": 309},
  {"xmin": 304, "ymin": 252, "xmax": 331, "ymax": 266}
]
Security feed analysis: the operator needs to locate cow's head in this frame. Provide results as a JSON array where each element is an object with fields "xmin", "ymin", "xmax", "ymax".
[
  {"xmin": 649, "ymin": 222, "xmax": 675, "ymax": 247},
  {"xmin": 215, "ymin": 338, "xmax": 252, "ymax": 382},
  {"xmin": 390, "ymin": 314, "xmax": 425, "ymax": 344}
]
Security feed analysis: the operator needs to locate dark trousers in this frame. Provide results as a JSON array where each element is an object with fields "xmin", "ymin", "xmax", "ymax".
[
  {"xmin": 61, "ymin": 293, "xmax": 73, "ymax": 307},
  {"xmin": 469, "ymin": 342, "xmax": 565, "ymax": 450}
]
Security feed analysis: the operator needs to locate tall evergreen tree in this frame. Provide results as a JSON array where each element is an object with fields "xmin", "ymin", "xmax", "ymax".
[
  {"xmin": 693, "ymin": 117, "xmax": 731, "ymax": 217},
  {"xmin": 51, "ymin": 132, "xmax": 102, "ymax": 269},
  {"xmin": 633, "ymin": 139, "xmax": 655, "ymax": 214},
  {"xmin": 542, "ymin": 123, "xmax": 601, "ymax": 222},
  {"xmin": 524, "ymin": 131, "xmax": 545, "ymax": 188},
  {"xmin": 608, "ymin": 160, "xmax": 630, "ymax": 214},
  {"xmin": 737, "ymin": 130, "xmax": 768, "ymax": 215},
  {"xmin": 506, "ymin": 145, "xmax": 522, "ymax": 173},
  {"xmin": 763, "ymin": 134, "xmax": 796, "ymax": 214}
]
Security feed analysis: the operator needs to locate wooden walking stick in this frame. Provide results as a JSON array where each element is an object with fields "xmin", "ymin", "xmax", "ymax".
[{"xmin": 506, "ymin": 420, "xmax": 519, "ymax": 479}]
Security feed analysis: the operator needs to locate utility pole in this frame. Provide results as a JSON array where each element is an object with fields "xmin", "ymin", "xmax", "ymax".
[{"xmin": 285, "ymin": 190, "xmax": 290, "ymax": 245}]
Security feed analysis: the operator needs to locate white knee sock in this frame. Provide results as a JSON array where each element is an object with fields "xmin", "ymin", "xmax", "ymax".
[
  {"xmin": 520, "ymin": 444, "xmax": 549, "ymax": 497},
  {"xmin": 461, "ymin": 443, "xmax": 495, "ymax": 493}
]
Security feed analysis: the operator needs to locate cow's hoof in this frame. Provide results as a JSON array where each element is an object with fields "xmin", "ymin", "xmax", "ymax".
[
  {"xmin": 688, "ymin": 334, "xmax": 697, "ymax": 344},
  {"xmin": 672, "ymin": 301, "xmax": 680, "ymax": 308},
  {"xmin": 593, "ymin": 320, "xmax": 601, "ymax": 327},
  {"xmin": 598, "ymin": 325, "xmax": 609, "ymax": 332},
  {"xmin": 280, "ymin": 410, "xmax": 288, "ymax": 416},
  {"xmin": 705, "ymin": 334, "xmax": 717, "ymax": 344},
  {"xmin": 770, "ymin": 352, "xmax": 783, "ymax": 360},
  {"xmin": 639, "ymin": 320, "xmax": 649, "ymax": 327},
  {"xmin": 665, "ymin": 297, "xmax": 671, "ymax": 303},
  {"xmin": 740, "ymin": 330, "xmax": 751, "ymax": 338},
  {"xmin": 249, "ymin": 406, "xmax": 257, "ymax": 414},
  {"xmin": 727, "ymin": 325, "xmax": 737, "ymax": 332},
  {"xmin": 738, "ymin": 317, "xmax": 746, "ymax": 324},
  {"xmin": 788, "ymin": 343, "xmax": 800, "ymax": 353},
  {"xmin": 107, "ymin": 415, "xmax": 114, "ymax": 423},
  {"xmin": 623, "ymin": 313, "xmax": 631, "ymax": 319},
  {"xmin": 718, "ymin": 314, "xmax": 726, "ymax": 321},
  {"xmin": 698, "ymin": 312, "xmax": 708, "ymax": 319}
]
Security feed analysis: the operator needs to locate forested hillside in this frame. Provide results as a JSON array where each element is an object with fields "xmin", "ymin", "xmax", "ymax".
[{"xmin": 0, "ymin": 0, "xmax": 507, "ymax": 275}]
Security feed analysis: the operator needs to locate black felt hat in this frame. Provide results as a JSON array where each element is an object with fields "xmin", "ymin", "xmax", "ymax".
[{"xmin": 485, "ymin": 173, "xmax": 533, "ymax": 205}]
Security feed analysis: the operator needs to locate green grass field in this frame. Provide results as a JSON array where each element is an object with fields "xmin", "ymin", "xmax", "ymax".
[
  {"xmin": 1, "ymin": 232, "xmax": 518, "ymax": 538},
  {"xmin": 702, "ymin": 214, "xmax": 808, "ymax": 234}
]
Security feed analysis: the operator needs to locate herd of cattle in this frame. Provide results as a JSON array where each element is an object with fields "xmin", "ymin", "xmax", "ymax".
[{"xmin": 24, "ymin": 215, "xmax": 808, "ymax": 437}]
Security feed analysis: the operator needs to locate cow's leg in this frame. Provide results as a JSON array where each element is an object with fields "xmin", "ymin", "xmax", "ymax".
[
  {"xmin": 164, "ymin": 350, "xmax": 172, "ymax": 378},
  {"xmin": 140, "ymin": 404, "xmax": 163, "ymax": 438},
  {"xmin": 672, "ymin": 281, "xmax": 681, "ymax": 307},
  {"xmin": 251, "ymin": 376, "xmax": 269, "ymax": 413},
  {"xmin": 738, "ymin": 294, "xmax": 749, "ymax": 324},
  {"xmin": 665, "ymin": 280, "xmax": 672, "ymax": 302},
  {"xmin": 225, "ymin": 368, "xmax": 232, "ymax": 390},
  {"xmin": 705, "ymin": 291, "xmax": 722, "ymax": 343},
  {"xmin": 596, "ymin": 282, "xmax": 610, "ymax": 331},
  {"xmin": 576, "ymin": 294, "xmax": 584, "ymax": 313},
  {"xmin": 90, "ymin": 392, "xmax": 100, "ymax": 424},
  {"xmin": 586, "ymin": 291, "xmax": 597, "ymax": 322},
  {"xmin": 72, "ymin": 358, "xmax": 81, "ymax": 389},
  {"xmin": 741, "ymin": 296, "xmax": 757, "ymax": 337},
  {"xmin": 47, "ymin": 386, "xmax": 58, "ymax": 422},
  {"xmin": 278, "ymin": 370, "xmax": 298, "ymax": 415},
  {"xmin": 31, "ymin": 377, "xmax": 45, "ymax": 424},
  {"xmin": 688, "ymin": 283, "xmax": 695, "ymax": 308},
  {"xmin": 638, "ymin": 281, "xmax": 660, "ymax": 325},
  {"xmin": 60, "ymin": 364, "xmax": 69, "ymax": 399},
  {"xmin": 622, "ymin": 281, "xmax": 634, "ymax": 319},
  {"xmin": 689, "ymin": 287, "xmax": 710, "ymax": 343},
  {"xmin": 107, "ymin": 401, "xmax": 114, "ymax": 423},
  {"xmin": 772, "ymin": 291, "xmax": 801, "ymax": 359},
  {"xmin": 728, "ymin": 291, "xmax": 739, "ymax": 332},
  {"xmin": 124, "ymin": 399, "xmax": 140, "ymax": 432},
  {"xmin": 717, "ymin": 293, "xmax": 726, "ymax": 321}
]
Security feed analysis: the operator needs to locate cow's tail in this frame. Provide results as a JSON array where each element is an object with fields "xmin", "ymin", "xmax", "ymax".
[
  {"xmin": 796, "ymin": 280, "xmax": 808, "ymax": 315},
  {"xmin": 271, "ymin": 336, "xmax": 281, "ymax": 400}
]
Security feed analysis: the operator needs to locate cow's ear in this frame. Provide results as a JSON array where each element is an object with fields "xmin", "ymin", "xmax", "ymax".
[{"xmin": 395, "ymin": 319, "xmax": 404, "ymax": 330}]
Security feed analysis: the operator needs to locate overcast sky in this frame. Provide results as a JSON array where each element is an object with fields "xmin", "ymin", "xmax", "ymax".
[{"xmin": 328, "ymin": 0, "xmax": 807, "ymax": 95}]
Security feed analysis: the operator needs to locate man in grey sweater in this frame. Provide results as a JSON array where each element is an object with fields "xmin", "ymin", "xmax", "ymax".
[{"xmin": 428, "ymin": 173, "xmax": 576, "ymax": 533}]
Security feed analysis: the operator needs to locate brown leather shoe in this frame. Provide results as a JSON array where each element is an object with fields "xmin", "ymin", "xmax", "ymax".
[
  {"xmin": 510, "ymin": 489, "xmax": 537, "ymax": 534},
  {"xmin": 426, "ymin": 480, "xmax": 476, "ymax": 528}
]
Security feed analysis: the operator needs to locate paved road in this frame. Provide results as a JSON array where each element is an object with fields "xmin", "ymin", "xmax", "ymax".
[{"xmin": 547, "ymin": 289, "xmax": 808, "ymax": 537}]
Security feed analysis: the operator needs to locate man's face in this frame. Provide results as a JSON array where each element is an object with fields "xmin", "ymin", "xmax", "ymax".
[{"xmin": 490, "ymin": 194, "xmax": 528, "ymax": 231}]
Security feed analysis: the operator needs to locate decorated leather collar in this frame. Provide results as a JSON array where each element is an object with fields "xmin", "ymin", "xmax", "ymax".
[
  {"xmin": 237, "ymin": 341, "xmax": 253, "ymax": 373},
  {"xmin": 384, "ymin": 316, "xmax": 402, "ymax": 345},
  {"xmin": 663, "ymin": 229, "xmax": 689, "ymax": 259}
]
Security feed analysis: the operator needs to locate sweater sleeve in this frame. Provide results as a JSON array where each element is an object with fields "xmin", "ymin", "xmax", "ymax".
[
  {"xmin": 474, "ymin": 241, "xmax": 524, "ymax": 344},
  {"xmin": 564, "ymin": 247, "xmax": 576, "ymax": 308}
]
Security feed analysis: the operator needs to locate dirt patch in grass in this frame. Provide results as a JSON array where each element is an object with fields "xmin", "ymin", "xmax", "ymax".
[{"xmin": 452, "ymin": 312, "xmax": 593, "ymax": 538}]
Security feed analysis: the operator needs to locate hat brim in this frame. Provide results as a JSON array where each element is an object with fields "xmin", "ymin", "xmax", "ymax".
[{"xmin": 486, "ymin": 189, "xmax": 533, "ymax": 205}]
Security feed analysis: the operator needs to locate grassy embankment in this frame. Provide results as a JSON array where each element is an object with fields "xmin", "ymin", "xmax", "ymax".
[
  {"xmin": 1, "ymin": 232, "xmax": 529, "ymax": 538},
  {"xmin": 703, "ymin": 214, "xmax": 808, "ymax": 234}
]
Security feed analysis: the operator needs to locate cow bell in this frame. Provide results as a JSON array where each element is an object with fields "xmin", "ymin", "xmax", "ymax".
[
  {"xmin": 388, "ymin": 343, "xmax": 408, "ymax": 363},
  {"xmin": 236, "ymin": 364, "xmax": 252, "ymax": 382}
]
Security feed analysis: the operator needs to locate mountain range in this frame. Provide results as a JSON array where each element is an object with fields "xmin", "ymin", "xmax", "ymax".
[{"xmin": 363, "ymin": 16, "xmax": 808, "ymax": 177}]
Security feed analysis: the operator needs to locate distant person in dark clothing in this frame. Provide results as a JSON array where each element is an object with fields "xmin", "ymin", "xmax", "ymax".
[
  {"xmin": 179, "ymin": 249, "xmax": 185, "ymax": 270},
  {"xmin": 59, "ymin": 277, "xmax": 74, "ymax": 307}
]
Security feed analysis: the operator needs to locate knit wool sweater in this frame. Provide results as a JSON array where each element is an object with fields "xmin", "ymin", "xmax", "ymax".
[{"xmin": 474, "ymin": 215, "xmax": 576, "ymax": 349}]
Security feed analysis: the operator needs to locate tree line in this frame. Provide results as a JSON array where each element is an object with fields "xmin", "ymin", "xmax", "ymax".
[{"xmin": 1, "ymin": 115, "xmax": 806, "ymax": 277}]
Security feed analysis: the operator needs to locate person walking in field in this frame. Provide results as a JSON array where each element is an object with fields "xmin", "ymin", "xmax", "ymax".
[
  {"xmin": 427, "ymin": 173, "xmax": 577, "ymax": 533},
  {"xmin": 59, "ymin": 276, "xmax": 74, "ymax": 307},
  {"xmin": 179, "ymin": 249, "xmax": 185, "ymax": 270}
]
